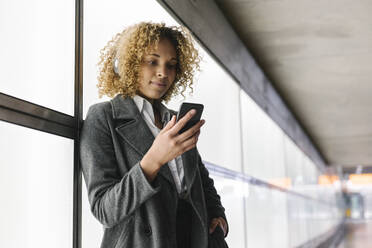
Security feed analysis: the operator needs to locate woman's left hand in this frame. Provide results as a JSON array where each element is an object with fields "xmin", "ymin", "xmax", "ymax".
[{"xmin": 209, "ymin": 217, "xmax": 227, "ymax": 236}]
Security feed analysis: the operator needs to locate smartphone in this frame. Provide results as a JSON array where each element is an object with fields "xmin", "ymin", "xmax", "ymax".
[{"xmin": 176, "ymin": 102, "xmax": 204, "ymax": 134}]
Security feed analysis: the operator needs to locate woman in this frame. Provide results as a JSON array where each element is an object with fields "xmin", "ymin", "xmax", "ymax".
[{"xmin": 80, "ymin": 22, "xmax": 228, "ymax": 248}]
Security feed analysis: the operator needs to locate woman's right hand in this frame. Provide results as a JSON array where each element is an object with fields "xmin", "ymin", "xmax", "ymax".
[{"xmin": 140, "ymin": 109, "xmax": 205, "ymax": 181}]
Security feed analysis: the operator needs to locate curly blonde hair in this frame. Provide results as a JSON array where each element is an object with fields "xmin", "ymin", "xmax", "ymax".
[{"xmin": 97, "ymin": 22, "xmax": 201, "ymax": 103}]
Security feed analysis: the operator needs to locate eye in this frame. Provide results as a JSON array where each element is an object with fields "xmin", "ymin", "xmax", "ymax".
[
  {"xmin": 147, "ymin": 60, "xmax": 157, "ymax": 66},
  {"xmin": 167, "ymin": 63, "xmax": 177, "ymax": 69}
]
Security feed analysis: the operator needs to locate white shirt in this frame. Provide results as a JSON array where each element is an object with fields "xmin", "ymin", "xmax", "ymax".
[{"xmin": 133, "ymin": 95, "xmax": 186, "ymax": 195}]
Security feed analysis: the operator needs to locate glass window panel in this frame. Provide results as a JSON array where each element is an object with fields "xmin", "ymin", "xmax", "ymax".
[
  {"xmin": 303, "ymin": 156, "xmax": 318, "ymax": 185},
  {"xmin": 240, "ymin": 90, "xmax": 286, "ymax": 181},
  {"xmin": 0, "ymin": 0, "xmax": 75, "ymax": 115},
  {"xmin": 82, "ymin": 177, "xmax": 102, "ymax": 248},
  {"xmin": 210, "ymin": 174, "xmax": 246, "ymax": 248},
  {"xmin": 287, "ymin": 195, "xmax": 309, "ymax": 247},
  {"xmin": 0, "ymin": 121, "xmax": 73, "ymax": 247},
  {"xmin": 245, "ymin": 185, "xmax": 288, "ymax": 248},
  {"xmin": 363, "ymin": 188, "xmax": 372, "ymax": 219},
  {"xmin": 284, "ymin": 135, "xmax": 306, "ymax": 192}
]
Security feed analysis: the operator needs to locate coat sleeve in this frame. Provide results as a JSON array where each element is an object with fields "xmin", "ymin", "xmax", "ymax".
[
  {"xmin": 80, "ymin": 104, "xmax": 160, "ymax": 228},
  {"xmin": 197, "ymin": 150, "xmax": 229, "ymax": 237}
]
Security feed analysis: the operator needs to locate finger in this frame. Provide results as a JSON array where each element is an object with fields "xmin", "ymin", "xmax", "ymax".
[
  {"xmin": 218, "ymin": 218, "xmax": 227, "ymax": 236},
  {"xmin": 218, "ymin": 222, "xmax": 226, "ymax": 235},
  {"xmin": 162, "ymin": 115, "xmax": 176, "ymax": 132},
  {"xmin": 182, "ymin": 142, "xmax": 197, "ymax": 155},
  {"xmin": 194, "ymin": 130, "xmax": 201, "ymax": 144},
  {"xmin": 176, "ymin": 142, "xmax": 197, "ymax": 158},
  {"xmin": 176, "ymin": 129, "xmax": 201, "ymax": 156},
  {"xmin": 180, "ymin": 132, "xmax": 199, "ymax": 151},
  {"xmin": 169, "ymin": 109, "xmax": 196, "ymax": 135},
  {"xmin": 209, "ymin": 222, "xmax": 218, "ymax": 234},
  {"xmin": 195, "ymin": 130, "xmax": 201, "ymax": 140},
  {"xmin": 176, "ymin": 119, "xmax": 204, "ymax": 143},
  {"xmin": 220, "ymin": 218, "xmax": 227, "ymax": 229}
]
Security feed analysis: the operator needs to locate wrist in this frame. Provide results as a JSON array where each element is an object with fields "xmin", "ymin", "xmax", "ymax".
[{"xmin": 142, "ymin": 152, "xmax": 162, "ymax": 170}]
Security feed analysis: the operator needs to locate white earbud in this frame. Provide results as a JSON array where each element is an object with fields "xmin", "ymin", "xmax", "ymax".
[{"xmin": 113, "ymin": 58, "xmax": 119, "ymax": 74}]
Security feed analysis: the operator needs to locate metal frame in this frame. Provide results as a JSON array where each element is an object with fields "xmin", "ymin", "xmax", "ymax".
[
  {"xmin": 156, "ymin": 0, "xmax": 326, "ymax": 170},
  {"xmin": 73, "ymin": 0, "xmax": 83, "ymax": 247},
  {"xmin": 0, "ymin": 93, "xmax": 75, "ymax": 138}
]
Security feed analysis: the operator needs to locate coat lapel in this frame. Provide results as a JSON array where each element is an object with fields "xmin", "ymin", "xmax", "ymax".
[
  {"xmin": 182, "ymin": 147, "xmax": 198, "ymax": 193},
  {"xmin": 111, "ymin": 94, "xmax": 175, "ymax": 188}
]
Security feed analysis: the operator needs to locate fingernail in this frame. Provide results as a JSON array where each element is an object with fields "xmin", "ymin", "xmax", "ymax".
[{"xmin": 190, "ymin": 109, "xmax": 196, "ymax": 115}]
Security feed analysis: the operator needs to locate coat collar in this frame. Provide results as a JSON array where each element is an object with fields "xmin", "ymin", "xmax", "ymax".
[
  {"xmin": 111, "ymin": 94, "xmax": 139, "ymax": 120},
  {"xmin": 110, "ymin": 94, "xmax": 197, "ymax": 191}
]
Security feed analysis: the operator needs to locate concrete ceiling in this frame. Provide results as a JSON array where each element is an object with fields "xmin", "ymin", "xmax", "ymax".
[{"xmin": 215, "ymin": 0, "xmax": 372, "ymax": 168}]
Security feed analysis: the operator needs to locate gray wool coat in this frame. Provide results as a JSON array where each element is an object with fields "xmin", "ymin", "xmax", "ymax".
[{"xmin": 80, "ymin": 94, "xmax": 227, "ymax": 248}]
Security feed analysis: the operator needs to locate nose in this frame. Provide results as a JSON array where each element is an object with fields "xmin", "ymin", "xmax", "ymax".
[{"xmin": 156, "ymin": 65, "xmax": 168, "ymax": 78}]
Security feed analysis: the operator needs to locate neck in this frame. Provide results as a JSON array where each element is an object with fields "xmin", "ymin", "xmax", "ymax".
[{"xmin": 137, "ymin": 93, "xmax": 159, "ymax": 105}]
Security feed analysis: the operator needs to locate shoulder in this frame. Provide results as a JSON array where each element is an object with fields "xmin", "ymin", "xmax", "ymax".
[
  {"xmin": 80, "ymin": 101, "xmax": 114, "ymax": 144},
  {"xmin": 86, "ymin": 101, "xmax": 112, "ymax": 120},
  {"xmin": 83, "ymin": 101, "xmax": 115, "ymax": 132}
]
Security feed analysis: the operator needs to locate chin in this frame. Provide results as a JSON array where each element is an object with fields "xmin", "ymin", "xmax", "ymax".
[
  {"xmin": 152, "ymin": 92, "xmax": 167, "ymax": 100},
  {"xmin": 150, "ymin": 94, "xmax": 162, "ymax": 100}
]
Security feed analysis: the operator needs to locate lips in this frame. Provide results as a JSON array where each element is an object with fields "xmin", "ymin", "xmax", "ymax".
[{"xmin": 151, "ymin": 81, "xmax": 167, "ymax": 87}]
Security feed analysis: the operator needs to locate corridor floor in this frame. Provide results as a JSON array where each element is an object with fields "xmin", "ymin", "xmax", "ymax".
[{"xmin": 338, "ymin": 219, "xmax": 372, "ymax": 248}]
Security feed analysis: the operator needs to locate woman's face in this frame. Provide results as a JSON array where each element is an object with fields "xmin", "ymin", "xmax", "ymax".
[{"xmin": 137, "ymin": 38, "xmax": 177, "ymax": 103}]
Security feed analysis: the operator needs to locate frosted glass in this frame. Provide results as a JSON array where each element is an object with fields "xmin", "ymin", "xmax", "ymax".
[
  {"xmin": 240, "ymin": 90, "xmax": 286, "ymax": 181},
  {"xmin": 82, "ymin": 178, "xmax": 103, "ymax": 248},
  {"xmin": 363, "ymin": 189, "xmax": 372, "ymax": 219},
  {"xmin": 287, "ymin": 195, "xmax": 310, "ymax": 247},
  {"xmin": 245, "ymin": 185, "xmax": 288, "ymax": 248},
  {"xmin": 284, "ymin": 135, "xmax": 305, "ymax": 191},
  {"xmin": 303, "ymin": 156, "xmax": 318, "ymax": 185},
  {"xmin": 0, "ymin": 121, "xmax": 73, "ymax": 248},
  {"xmin": 211, "ymin": 175, "xmax": 247, "ymax": 248},
  {"xmin": 0, "ymin": 0, "xmax": 75, "ymax": 115}
]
